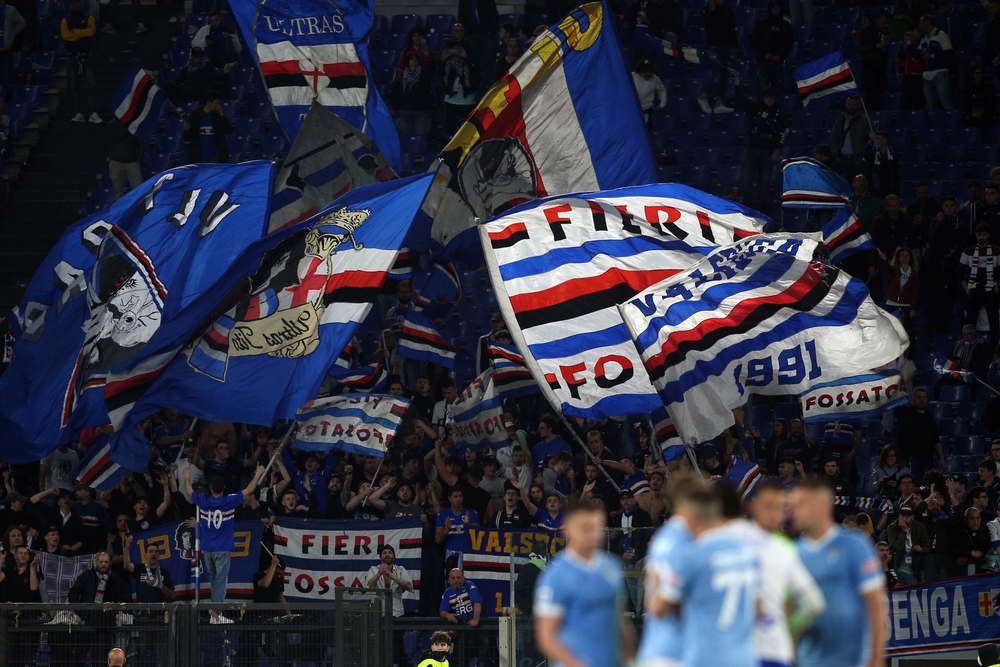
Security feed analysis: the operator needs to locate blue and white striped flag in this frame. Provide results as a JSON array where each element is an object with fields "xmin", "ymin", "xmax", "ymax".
[
  {"xmin": 781, "ymin": 157, "xmax": 851, "ymax": 208},
  {"xmin": 75, "ymin": 440, "xmax": 129, "ymax": 491},
  {"xmin": 296, "ymin": 394, "xmax": 410, "ymax": 457},
  {"xmin": 651, "ymin": 406, "xmax": 685, "ymax": 461},
  {"xmin": 327, "ymin": 362, "xmax": 388, "ymax": 395},
  {"xmin": 618, "ymin": 241, "xmax": 909, "ymax": 444},
  {"xmin": 112, "ymin": 63, "xmax": 168, "ymax": 141},
  {"xmin": 822, "ymin": 209, "xmax": 877, "ymax": 264},
  {"xmin": 479, "ymin": 184, "xmax": 769, "ymax": 420},
  {"xmin": 795, "ymin": 51, "xmax": 857, "ymax": 109},
  {"xmin": 488, "ymin": 342, "xmax": 540, "ymax": 399},
  {"xmin": 398, "ymin": 310, "xmax": 456, "ymax": 368},
  {"xmin": 449, "ymin": 370, "xmax": 507, "ymax": 450}
]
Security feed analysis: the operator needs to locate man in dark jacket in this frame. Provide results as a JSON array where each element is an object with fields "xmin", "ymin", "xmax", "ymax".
[
  {"xmin": 947, "ymin": 507, "xmax": 992, "ymax": 573},
  {"xmin": 750, "ymin": 0, "xmax": 793, "ymax": 93},
  {"xmin": 862, "ymin": 131, "xmax": 900, "ymax": 198},
  {"xmin": 624, "ymin": 0, "xmax": 685, "ymax": 41},
  {"xmin": 166, "ymin": 47, "xmax": 224, "ymax": 103},
  {"xmin": 184, "ymin": 91, "xmax": 234, "ymax": 163},
  {"xmin": 732, "ymin": 68, "xmax": 786, "ymax": 213},
  {"xmin": 107, "ymin": 118, "xmax": 144, "ymax": 200},
  {"xmin": 856, "ymin": 12, "xmax": 891, "ymax": 110},
  {"xmin": 609, "ymin": 489, "xmax": 653, "ymax": 612},
  {"xmin": 69, "ymin": 552, "xmax": 131, "ymax": 660}
]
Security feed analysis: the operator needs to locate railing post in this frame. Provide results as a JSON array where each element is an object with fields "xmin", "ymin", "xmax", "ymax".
[
  {"xmin": 335, "ymin": 586, "xmax": 345, "ymax": 667},
  {"xmin": 384, "ymin": 590, "xmax": 393, "ymax": 667},
  {"xmin": 0, "ymin": 605, "xmax": 8, "ymax": 667}
]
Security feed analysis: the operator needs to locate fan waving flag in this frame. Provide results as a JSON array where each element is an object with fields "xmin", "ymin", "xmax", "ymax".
[
  {"xmin": 112, "ymin": 63, "xmax": 168, "ymax": 141},
  {"xmin": 0, "ymin": 162, "xmax": 275, "ymax": 463},
  {"xmin": 478, "ymin": 184, "xmax": 769, "ymax": 419},
  {"xmin": 488, "ymin": 342, "xmax": 540, "ymax": 398},
  {"xmin": 398, "ymin": 310, "xmax": 456, "ymax": 368},
  {"xmin": 822, "ymin": 209, "xmax": 876, "ymax": 264},
  {"xmin": 449, "ymin": 370, "xmax": 507, "ymax": 450},
  {"xmin": 781, "ymin": 157, "xmax": 851, "ymax": 208},
  {"xmin": 108, "ymin": 174, "xmax": 433, "ymax": 449},
  {"xmin": 296, "ymin": 394, "xmax": 409, "ymax": 457},
  {"xmin": 269, "ymin": 102, "xmax": 397, "ymax": 234},
  {"xmin": 228, "ymin": 0, "xmax": 400, "ymax": 171},
  {"xmin": 327, "ymin": 362, "xmax": 388, "ymax": 394},
  {"xmin": 618, "ymin": 240, "xmax": 909, "ymax": 444},
  {"xmin": 416, "ymin": 2, "xmax": 656, "ymax": 259},
  {"xmin": 662, "ymin": 40, "xmax": 705, "ymax": 65},
  {"xmin": 796, "ymin": 51, "xmax": 858, "ymax": 109},
  {"xmin": 75, "ymin": 440, "xmax": 129, "ymax": 490}
]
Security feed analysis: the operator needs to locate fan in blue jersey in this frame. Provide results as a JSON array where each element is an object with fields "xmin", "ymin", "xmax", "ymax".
[
  {"xmin": 535, "ymin": 504, "xmax": 634, "ymax": 667},
  {"xmin": 636, "ymin": 480, "xmax": 700, "ymax": 667},
  {"xmin": 183, "ymin": 462, "xmax": 264, "ymax": 605},
  {"xmin": 791, "ymin": 478, "xmax": 887, "ymax": 667},
  {"xmin": 647, "ymin": 486, "xmax": 759, "ymax": 667}
]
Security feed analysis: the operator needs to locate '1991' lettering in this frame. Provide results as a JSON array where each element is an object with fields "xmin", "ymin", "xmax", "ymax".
[{"xmin": 733, "ymin": 340, "xmax": 821, "ymax": 396}]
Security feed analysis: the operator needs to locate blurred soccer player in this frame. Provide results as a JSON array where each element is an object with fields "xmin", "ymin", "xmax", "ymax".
[
  {"xmin": 727, "ymin": 483, "xmax": 826, "ymax": 667},
  {"xmin": 637, "ymin": 479, "xmax": 701, "ymax": 667},
  {"xmin": 648, "ymin": 487, "xmax": 759, "ymax": 667},
  {"xmin": 791, "ymin": 478, "xmax": 887, "ymax": 667},
  {"xmin": 535, "ymin": 504, "xmax": 634, "ymax": 667}
]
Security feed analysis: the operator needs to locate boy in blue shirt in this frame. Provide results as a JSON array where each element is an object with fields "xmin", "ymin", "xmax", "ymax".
[
  {"xmin": 535, "ymin": 504, "xmax": 633, "ymax": 667},
  {"xmin": 511, "ymin": 476, "xmax": 564, "ymax": 532},
  {"xmin": 435, "ymin": 488, "xmax": 479, "ymax": 571},
  {"xmin": 791, "ymin": 478, "xmax": 887, "ymax": 667},
  {"xmin": 184, "ymin": 462, "xmax": 264, "ymax": 605}
]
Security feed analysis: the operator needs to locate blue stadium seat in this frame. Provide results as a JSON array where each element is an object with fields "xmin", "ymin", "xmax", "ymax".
[
  {"xmin": 226, "ymin": 134, "xmax": 253, "ymax": 155},
  {"xmin": 90, "ymin": 187, "xmax": 115, "ymax": 207},
  {"xmin": 671, "ymin": 131, "xmax": 702, "ymax": 149},
  {"xmin": 928, "ymin": 401, "xmax": 952, "ymax": 422},
  {"xmin": 390, "ymin": 14, "xmax": 421, "ymax": 33},
  {"xmin": 245, "ymin": 101, "xmax": 270, "ymax": 119},
  {"xmin": 952, "ymin": 128, "xmax": 980, "ymax": 145},
  {"xmin": 12, "ymin": 85, "xmax": 42, "ymax": 109},
  {"xmin": 526, "ymin": 13, "xmax": 548, "ymax": 27},
  {"xmin": 220, "ymin": 101, "xmax": 240, "ymax": 120},
  {"xmin": 228, "ymin": 66, "xmax": 255, "ymax": 87},
  {"xmin": 717, "ymin": 163, "xmax": 740, "ymax": 184},
  {"xmin": 935, "ymin": 110, "xmax": 962, "ymax": 129},
  {"xmin": 498, "ymin": 13, "xmax": 525, "ymax": 26},
  {"xmin": 939, "ymin": 385, "xmax": 971, "ymax": 403},
  {"xmin": 934, "ymin": 163, "xmax": 967, "ymax": 182},
  {"xmin": 922, "ymin": 128, "xmax": 945, "ymax": 145},
  {"xmin": 678, "ymin": 164, "xmax": 711, "ymax": 188},
  {"xmin": 717, "ymin": 114, "xmax": 745, "ymax": 133},
  {"xmin": 951, "ymin": 435, "xmax": 985, "ymax": 457},
  {"xmin": 398, "ymin": 134, "xmax": 427, "ymax": 156},
  {"xmin": 235, "ymin": 117, "xmax": 263, "ymax": 136},
  {"xmin": 372, "ymin": 15, "xmax": 388, "ymax": 34},
  {"xmin": 656, "ymin": 165, "xmax": 676, "ymax": 183},
  {"xmin": 700, "ymin": 147, "xmax": 724, "ymax": 165},
  {"xmin": 260, "ymin": 133, "xmax": 288, "ymax": 157},
  {"xmin": 145, "ymin": 151, "xmax": 173, "ymax": 174},
  {"xmin": 773, "ymin": 403, "xmax": 800, "ymax": 422},
  {"xmin": 155, "ymin": 134, "xmax": 184, "ymax": 154},
  {"xmin": 896, "ymin": 111, "xmax": 927, "ymax": 130},
  {"xmin": 940, "ymin": 418, "xmax": 969, "ymax": 437},
  {"xmin": 934, "ymin": 144, "xmax": 967, "ymax": 162},
  {"xmin": 382, "ymin": 32, "xmax": 408, "ymax": 51},
  {"xmin": 684, "ymin": 113, "xmax": 713, "ymax": 132},
  {"xmin": 650, "ymin": 113, "xmax": 682, "ymax": 133},
  {"xmin": 166, "ymin": 48, "xmax": 191, "ymax": 69},
  {"xmin": 424, "ymin": 14, "xmax": 455, "ymax": 35},
  {"xmin": 707, "ymin": 130, "xmax": 734, "ymax": 148},
  {"xmin": 6, "ymin": 102, "xmax": 31, "ymax": 124}
]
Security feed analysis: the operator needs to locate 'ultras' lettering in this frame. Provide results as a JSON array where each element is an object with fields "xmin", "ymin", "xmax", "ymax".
[{"xmin": 261, "ymin": 13, "xmax": 345, "ymax": 36}]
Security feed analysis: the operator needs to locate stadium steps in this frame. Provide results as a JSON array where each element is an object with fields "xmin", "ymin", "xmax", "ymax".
[{"xmin": 0, "ymin": 5, "xmax": 183, "ymax": 312}]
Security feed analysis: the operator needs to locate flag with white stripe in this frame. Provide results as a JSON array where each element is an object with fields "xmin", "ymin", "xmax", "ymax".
[
  {"xmin": 75, "ymin": 441, "xmax": 128, "ymax": 491},
  {"xmin": 663, "ymin": 40, "xmax": 704, "ymax": 64},
  {"xmin": 398, "ymin": 310, "xmax": 456, "ymax": 368},
  {"xmin": 228, "ymin": 0, "xmax": 400, "ymax": 170},
  {"xmin": 327, "ymin": 361, "xmax": 388, "ymax": 395},
  {"xmin": 389, "ymin": 248, "xmax": 413, "ymax": 280},
  {"xmin": 414, "ymin": 262, "xmax": 462, "ymax": 319},
  {"xmin": 269, "ymin": 102, "xmax": 397, "ymax": 235},
  {"xmin": 795, "ymin": 51, "xmax": 858, "ymax": 109},
  {"xmin": 822, "ymin": 209, "xmax": 876, "ymax": 264},
  {"xmin": 618, "ymin": 240, "xmax": 909, "ymax": 444},
  {"xmin": 296, "ymin": 394, "xmax": 409, "ymax": 457},
  {"xmin": 650, "ymin": 406, "xmax": 685, "ymax": 461},
  {"xmin": 449, "ymin": 370, "xmax": 507, "ymax": 450},
  {"xmin": 488, "ymin": 342, "xmax": 540, "ymax": 398},
  {"xmin": 478, "ymin": 184, "xmax": 769, "ymax": 420},
  {"xmin": 112, "ymin": 63, "xmax": 167, "ymax": 141},
  {"xmin": 781, "ymin": 157, "xmax": 851, "ymax": 208}
]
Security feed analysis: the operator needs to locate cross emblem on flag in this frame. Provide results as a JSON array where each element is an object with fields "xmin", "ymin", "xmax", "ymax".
[{"xmin": 979, "ymin": 590, "xmax": 1000, "ymax": 617}]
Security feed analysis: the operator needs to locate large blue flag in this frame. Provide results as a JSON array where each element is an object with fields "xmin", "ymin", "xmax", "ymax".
[
  {"xmin": 781, "ymin": 157, "xmax": 851, "ymax": 208},
  {"xmin": 113, "ymin": 174, "xmax": 433, "ymax": 441},
  {"xmin": 415, "ymin": 2, "xmax": 657, "ymax": 259},
  {"xmin": 0, "ymin": 163, "xmax": 275, "ymax": 462},
  {"xmin": 228, "ymin": 0, "xmax": 400, "ymax": 172}
]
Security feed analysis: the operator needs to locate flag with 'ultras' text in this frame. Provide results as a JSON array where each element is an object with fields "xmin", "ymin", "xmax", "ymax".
[
  {"xmin": 618, "ymin": 239, "xmax": 909, "ymax": 444},
  {"xmin": 228, "ymin": 0, "xmax": 400, "ymax": 171},
  {"xmin": 781, "ymin": 157, "xmax": 851, "ymax": 208},
  {"xmin": 478, "ymin": 184, "xmax": 769, "ymax": 420},
  {"xmin": 112, "ymin": 174, "xmax": 433, "ymax": 430},
  {"xmin": 796, "ymin": 51, "xmax": 857, "ymax": 109},
  {"xmin": 269, "ymin": 101, "xmax": 397, "ymax": 234},
  {"xmin": 417, "ymin": 2, "xmax": 656, "ymax": 258},
  {"xmin": 295, "ymin": 394, "xmax": 410, "ymax": 457},
  {"xmin": 799, "ymin": 371, "xmax": 908, "ymax": 423},
  {"xmin": 112, "ymin": 63, "xmax": 168, "ymax": 141},
  {"xmin": 449, "ymin": 370, "xmax": 507, "ymax": 450},
  {"xmin": 0, "ymin": 162, "xmax": 275, "ymax": 464}
]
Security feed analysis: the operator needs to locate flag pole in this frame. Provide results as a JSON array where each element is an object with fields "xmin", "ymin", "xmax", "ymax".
[
  {"xmin": 174, "ymin": 418, "xmax": 199, "ymax": 464},
  {"xmin": 361, "ymin": 458, "xmax": 385, "ymax": 507},
  {"xmin": 261, "ymin": 423, "xmax": 297, "ymax": 480},
  {"xmin": 555, "ymin": 412, "xmax": 621, "ymax": 494}
]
